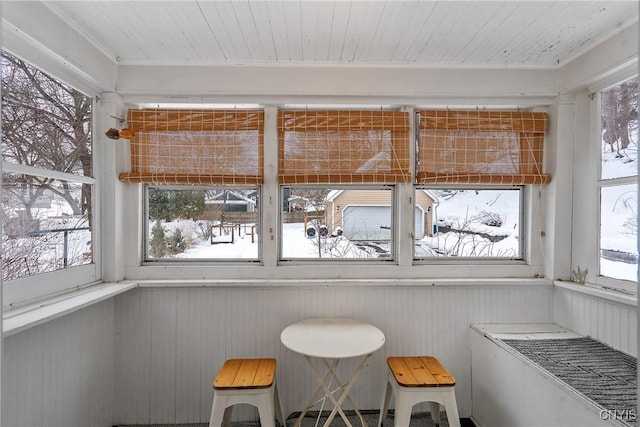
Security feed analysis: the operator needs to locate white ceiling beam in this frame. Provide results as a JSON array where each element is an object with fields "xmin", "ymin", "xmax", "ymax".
[
  {"xmin": 2, "ymin": 1, "xmax": 116, "ymax": 94},
  {"xmin": 116, "ymin": 63, "xmax": 557, "ymax": 101}
]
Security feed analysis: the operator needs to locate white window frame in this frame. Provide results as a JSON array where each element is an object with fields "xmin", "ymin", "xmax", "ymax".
[
  {"xmin": 592, "ymin": 74, "xmax": 639, "ymax": 294},
  {"xmin": 2, "ymin": 139, "xmax": 99, "ymax": 308},
  {"xmin": 1, "ymin": 55, "xmax": 99, "ymax": 309},
  {"xmin": 278, "ymin": 185, "xmax": 397, "ymax": 263},
  {"xmin": 124, "ymin": 105, "xmax": 546, "ymax": 280},
  {"xmin": 142, "ymin": 184, "xmax": 262, "ymax": 263},
  {"xmin": 412, "ymin": 185, "xmax": 527, "ymax": 264}
]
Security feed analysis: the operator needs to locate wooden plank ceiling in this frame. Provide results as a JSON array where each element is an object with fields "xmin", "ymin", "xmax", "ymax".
[{"xmin": 44, "ymin": 1, "xmax": 638, "ymax": 68}]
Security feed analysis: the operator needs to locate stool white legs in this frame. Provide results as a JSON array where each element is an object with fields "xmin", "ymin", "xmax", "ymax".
[
  {"xmin": 209, "ymin": 383, "xmax": 285, "ymax": 427},
  {"xmin": 378, "ymin": 375, "xmax": 460, "ymax": 427}
]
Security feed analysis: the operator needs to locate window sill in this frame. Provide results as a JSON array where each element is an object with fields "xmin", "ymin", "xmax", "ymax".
[
  {"xmin": 133, "ymin": 277, "xmax": 552, "ymax": 288},
  {"xmin": 554, "ymin": 280, "xmax": 637, "ymax": 307},
  {"xmin": 3, "ymin": 281, "xmax": 138, "ymax": 337}
]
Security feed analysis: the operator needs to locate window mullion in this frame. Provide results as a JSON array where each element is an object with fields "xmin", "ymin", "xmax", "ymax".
[
  {"xmin": 2, "ymin": 161, "xmax": 96, "ymax": 185},
  {"xmin": 263, "ymin": 106, "xmax": 279, "ymax": 267}
]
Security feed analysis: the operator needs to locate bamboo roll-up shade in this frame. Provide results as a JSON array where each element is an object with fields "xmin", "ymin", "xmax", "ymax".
[
  {"xmin": 416, "ymin": 110, "xmax": 550, "ymax": 185},
  {"xmin": 119, "ymin": 109, "xmax": 264, "ymax": 185},
  {"xmin": 278, "ymin": 110, "xmax": 410, "ymax": 184}
]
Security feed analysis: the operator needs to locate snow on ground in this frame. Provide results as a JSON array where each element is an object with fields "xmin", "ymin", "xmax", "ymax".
[
  {"xmin": 600, "ymin": 146, "xmax": 638, "ymax": 281},
  {"xmin": 417, "ymin": 189, "xmax": 521, "ymax": 258},
  {"xmin": 163, "ymin": 220, "xmax": 383, "ymax": 259},
  {"xmin": 602, "ymin": 149, "xmax": 637, "ymax": 179},
  {"xmin": 149, "ymin": 168, "xmax": 638, "ymax": 280},
  {"xmin": 601, "ymin": 258, "xmax": 637, "ymax": 283}
]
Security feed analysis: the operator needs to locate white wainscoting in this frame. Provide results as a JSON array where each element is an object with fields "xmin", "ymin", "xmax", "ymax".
[
  {"xmin": 113, "ymin": 282, "xmax": 553, "ymax": 425},
  {"xmin": 2, "ymin": 299, "xmax": 115, "ymax": 427},
  {"xmin": 553, "ymin": 282, "xmax": 638, "ymax": 357}
]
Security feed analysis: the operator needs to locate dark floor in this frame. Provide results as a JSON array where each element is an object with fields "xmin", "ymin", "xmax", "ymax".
[
  {"xmin": 288, "ymin": 410, "xmax": 476, "ymax": 427},
  {"xmin": 118, "ymin": 409, "xmax": 476, "ymax": 427}
]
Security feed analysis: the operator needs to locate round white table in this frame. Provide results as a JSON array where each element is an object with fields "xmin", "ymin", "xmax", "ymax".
[{"xmin": 281, "ymin": 317, "xmax": 385, "ymax": 427}]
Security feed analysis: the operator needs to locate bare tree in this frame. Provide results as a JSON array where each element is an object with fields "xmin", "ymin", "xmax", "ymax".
[
  {"xmin": 2, "ymin": 51, "xmax": 92, "ymax": 221},
  {"xmin": 2, "ymin": 51, "xmax": 92, "ymax": 280},
  {"xmin": 292, "ymin": 189, "xmax": 329, "ymax": 257},
  {"xmin": 601, "ymin": 77, "xmax": 638, "ymax": 157}
]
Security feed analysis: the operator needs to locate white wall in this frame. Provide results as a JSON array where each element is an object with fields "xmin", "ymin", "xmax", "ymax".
[
  {"xmin": 2, "ymin": 300, "xmax": 115, "ymax": 427},
  {"xmin": 554, "ymin": 284, "xmax": 637, "ymax": 357},
  {"xmin": 113, "ymin": 282, "xmax": 552, "ymax": 425}
]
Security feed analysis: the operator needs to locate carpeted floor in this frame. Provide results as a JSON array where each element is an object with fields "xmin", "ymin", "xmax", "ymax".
[{"xmin": 502, "ymin": 337, "xmax": 637, "ymax": 426}]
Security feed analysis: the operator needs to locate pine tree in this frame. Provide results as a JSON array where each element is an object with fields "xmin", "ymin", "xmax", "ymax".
[
  {"xmin": 149, "ymin": 221, "xmax": 168, "ymax": 257},
  {"xmin": 167, "ymin": 228, "xmax": 187, "ymax": 254}
]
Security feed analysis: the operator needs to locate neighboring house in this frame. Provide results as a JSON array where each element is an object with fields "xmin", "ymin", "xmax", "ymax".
[
  {"xmin": 325, "ymin": 190, "xmax": 438, "ymax": 241},
  {"xmin": 205, "ymin": 190, "xmax": 257, "ymax": 213},
  {"xmin": 245, "ymin": 189, "xmax": 259, "ymax": 207}
]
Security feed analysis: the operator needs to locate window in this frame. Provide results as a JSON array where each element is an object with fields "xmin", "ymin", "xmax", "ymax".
[
  {"xmin": 278, "ymin": 110, "xmax": 410, "ymax": 185},
  {"xmin": 598, "ymin": 76, "xmax": 638, "ymax": 282},
  {"xmin": 413, "ymin": 109, "xmax": 548, "ymax": 261},
  {"xmin": 1, "ymin": 51, "xmax": 95, "ymax": 283},
  {"xmin": 281, "ymin": 187, "xmax": 393, "ymax": 260},
  {"xmin": 120, "ymin": 109, "xmax": 264, "ymax": 185},
  {"xmin": 415, "ymin": 109, "xmax": 550, "ymax": 185},
  {"xmin": 414, "ymin": 187, "xmax": 524, "ymax": 259},
  {"xmin": 121, "ymin": 108, "xmax": 264, "ymax": 261},
  {"xmin": 145, "ymin": 186, "xmax": 259, "ymax": 261},
  {"xmin": 278, "ymin": 109, "xmax": 409, "ymax": 261}
]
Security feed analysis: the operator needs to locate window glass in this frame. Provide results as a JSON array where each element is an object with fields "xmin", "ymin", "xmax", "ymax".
[
  {"xmin": 1, "ymin": 52, "xmax": 92, "ymax": 176},
  {"xmin": 1, "ymin": 51, "xmax": 94, "ymax": 282},
  {"xmin": 281, "ymin": 187, "xmax": 393, "ymax": 260},
  {"xmin": 2, "ymin": 174, "xmax": 92, "ymax": 281},
  {"xmin": 414, "ymin": 188, "xmax": 523, "ymax": 259},
  {"xmin": 598, "ymin": 76, "xmax": 638, "ymax": 283},
  {"xmin": 600, "ymin": 184, "xmax": 638, "ymax": 281},
  {"xmin": 601, "ymin": 77, "xmax": 638, "ymax": 180},
  {"xmin": 145, "ymin": 186, "xmax": 259, "ymax": 260}
]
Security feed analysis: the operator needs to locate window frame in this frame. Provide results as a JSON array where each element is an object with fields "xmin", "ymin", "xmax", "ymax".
[
  {"xmin": 1, "ymin": 98, "xmax": 98, "ymax": 308},
  {"xmin": 278, "ymin": 184, "xmax": 398, "ymax": 263},
  {"xmin": 412, "ymin": 185, "xmax": 527, "ymax": 264},
  {"xmin": 593, "ymin": 74, "xmax": 639, "ymax": 293},
  {"xmin": 142, "ymin": 184, "xmax": 262, "ymax": 263}
]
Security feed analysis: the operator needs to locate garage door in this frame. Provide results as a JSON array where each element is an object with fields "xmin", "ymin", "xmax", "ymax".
[{"xmin": 341, "ymin": 206, "xmax": 423, "ymax": 240}]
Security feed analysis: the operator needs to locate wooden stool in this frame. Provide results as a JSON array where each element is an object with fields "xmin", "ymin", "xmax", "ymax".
[
  {"xmin": 209, "ymin": 358, "xmax": 285, "ymax": 427},
  {"xmin": 379, "ymin": 356, "xmax": 460, "ymax": 427}
]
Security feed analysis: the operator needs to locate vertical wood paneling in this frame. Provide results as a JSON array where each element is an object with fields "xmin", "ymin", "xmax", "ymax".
[
  {"xmin": 175, "ymin": 290, "xmax": 201, "ymax": 423},
  {"xmin": 114, "ymin": 289, "xmax": 140, "ymax": 422},
  {"xmin": 3, "ymin": 282, "xmax": 571, "ymax": 426},
  {"xmin": 553, "ymin": 287, "xmax": 637, "ymax": 357},
  {"xmin": 150, "ymin": 290, "xmax": 178, "ymax": 423},
  {"xmin": 112, "ymin": 283, "xmax": 553, "ymax": 424},
  {"xmin": 3, "ymin": 300, "xmax": 114, "ymax": 427}
]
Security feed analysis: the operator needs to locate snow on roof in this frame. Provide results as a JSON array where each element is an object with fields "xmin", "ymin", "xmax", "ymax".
[
  {"xmin": 326, "ymin": 190, "xmax": 343, "ymax": 201},
  {"xmin": 207, "ymin": 190, "xmax": 256, "ymax": 205}
]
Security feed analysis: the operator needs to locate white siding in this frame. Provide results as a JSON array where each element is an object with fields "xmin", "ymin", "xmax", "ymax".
[
  {"xmin": 553, "ymin": 286, "xmax": 637, "ymax": 357},
  {"xmin": 113, "ymin": 283, "xmax": 552, "ymax": 425},
  {"xmin": 2, "ymin": 300, "xmax": 115, "ymax": 427},
  {"xmin": 4, "ymin": 282, "xmax": 637, "ymax": 426}
]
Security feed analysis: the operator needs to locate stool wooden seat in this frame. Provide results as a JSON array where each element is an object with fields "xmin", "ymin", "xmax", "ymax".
[
  {"xmin": 379, "ymin": 356, "xmax": 460, "ymax": 427},
  {"xmin": 209, "ymin": 358, "xmax": 284, "ymax": 427}
]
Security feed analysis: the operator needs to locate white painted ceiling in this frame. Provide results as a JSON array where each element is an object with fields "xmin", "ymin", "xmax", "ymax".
[{"xmin": 44, "ymin": 1, "xmax": 638, "ymax": 68}]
